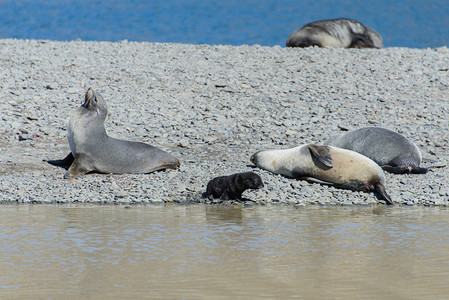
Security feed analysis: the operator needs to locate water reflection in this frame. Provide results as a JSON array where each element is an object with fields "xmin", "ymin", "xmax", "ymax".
[{"xmin": 0, "ymin": 205, "xmax": 448, "ymax": 299}]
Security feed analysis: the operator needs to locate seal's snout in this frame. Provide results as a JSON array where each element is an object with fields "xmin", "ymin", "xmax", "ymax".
[
  {"xmin": 83, "ymin": 88, "xmax": 96, "ymax": 108},
  {"xmin": 250, "ymin": 153, "xmax": 257, "ymax": 165}
]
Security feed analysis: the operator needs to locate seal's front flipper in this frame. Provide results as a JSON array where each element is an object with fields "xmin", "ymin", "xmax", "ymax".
[
  {"xmin": 308, "ymin": 144, "xmax": 334, "ymax": 168},
  {"xmin": 64, "ymin": 157, "xmax": 92, "ymax": 179},
  {"xmin": 46, "ymin": 152, "xmax": 74, "ymax": 169}
]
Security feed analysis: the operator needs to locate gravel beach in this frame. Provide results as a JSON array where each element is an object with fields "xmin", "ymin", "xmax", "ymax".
[{"xmin": 0, "ymin": 39, "xmax": 447, "ymax": 206}]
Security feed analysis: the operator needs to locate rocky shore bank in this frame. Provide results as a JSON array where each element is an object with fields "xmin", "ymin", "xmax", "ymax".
[{"xmin": 0, "ymin": 39, "xmax": 447, "ymax": 205}]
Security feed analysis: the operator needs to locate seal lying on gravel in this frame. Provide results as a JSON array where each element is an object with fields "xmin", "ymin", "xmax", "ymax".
[
  {"xmin": 324, "ymin": 127, "xmax": 428, "ymax": 174},
  {"xmin": 286, "ymin": 18, "xmax": 383, "ymax": 48},
  {"xmin": 204, "ymin": 172, "xmax": 264, "ymax": 200},
  {"xmin": 48, "ymin": 88, "xmax": 180, "ymax": 178},
  {"xmin": 251, "ymin": 144, "xmax": 393, "ymax": 205}
]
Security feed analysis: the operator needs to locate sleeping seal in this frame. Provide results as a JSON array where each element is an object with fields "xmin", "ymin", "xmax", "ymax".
[
  {"xmin": 286, "ymin": 18, "xmax": 383, "ymax": 48},
  {"xmin": 324, "ymin": 127, "xmax": 428, "ymax": 174},
  {"xmin": 204, "ymin": 172, "xmax": 264, "ymax": 200},
  {"xmin": 48, "ymin": 88, "xmax": 180, "ymax": 178},
  {"xmin": 250, "ymin": 144, "xmax": 392, "ymax": 205}
]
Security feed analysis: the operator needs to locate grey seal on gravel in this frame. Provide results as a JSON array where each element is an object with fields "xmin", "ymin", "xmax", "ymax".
[
  {"xmin": 48, "ymin": 88, "xmax": 180, "ymax": 178},
  {"xmin": 251, "ymin": 144, "xmax": 392, "ymax": 205},
  {"xmin": 204, "ymin": 172, "xmax": 264, "ymax": 200},
  {"xmin": 286, "ymin": 18, "xmax": 383, "ymax": 48},
  {"xmin": 324, "ymin": 127, "xmax": 428, "ymax": 174}
]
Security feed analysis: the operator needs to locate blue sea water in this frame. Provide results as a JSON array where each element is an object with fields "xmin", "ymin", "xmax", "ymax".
[{"xmin": 0, "ymin": 0, "xmax": 447, "ymax": 48}]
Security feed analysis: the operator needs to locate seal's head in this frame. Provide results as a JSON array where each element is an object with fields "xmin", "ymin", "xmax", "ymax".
[
  {"xmin": 250, "ymin": 150, "xmax": 279, "ymax": 174},
  {"xmin": 240, "ymin": 172, "xmax": 264, "ymax": 190},
  {"xmin": 82, "ymin": 88, "xmax": 108, "ymax": 119},
  {"xmin": 350, "ymin": 31, "xmax": 383, "ymax": 49}
]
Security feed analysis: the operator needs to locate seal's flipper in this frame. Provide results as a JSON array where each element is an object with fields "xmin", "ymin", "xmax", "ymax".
[
  {"xmin": 64, "ymin": 157, "xmax": 92, "ymax": 179},
  {"xmin": 381, "ymin": 165, "xmax": 411, "ymax": 174},
  {"xmin": 202, "ymin": 192, "xmax": 213, "ymax": 200},
  {"xmin": 411, "ymin": 167, "xmax": 429, "ymax": 174},
  {"xmin": 381, "ymin": 165, "xmax": 428, "ymax": 174},
  {"xmin": 46, "ymin": 153, "xmax": 74, "ymax": 169},
  {"xmin": 332, "ymin": 181, "xmax": 393, "ymax": 205},
  {"xmin": 308, "ymin": 144, "xmax": 334, "ymax": 167},
  {"xmin": 374, "ymin": 184, "xmax": 393, "ymax": 205}
]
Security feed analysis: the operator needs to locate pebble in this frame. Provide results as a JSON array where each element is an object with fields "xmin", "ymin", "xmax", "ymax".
[
  {"xmin": 115, "ymin": 191, "xmax": 127, "ymax": 198},
  {"xmin": 285, "ymin": 129, "xmax": 296, "ymax": 136},
  {"xmin": 179, "ymin": 138, "xmax": 189, "ymax": 148},
  {"xmin": 0, "ymin": 39, "xmax": 447, "ymax": 206}
]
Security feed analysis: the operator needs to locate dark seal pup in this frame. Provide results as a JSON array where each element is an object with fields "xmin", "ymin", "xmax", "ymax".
[
  {"xmin": 204, "ymin": 172, "xmax": 264, "ymax": 200},
  {"xmin": 286, "ymin": 18, "xmax": 383, "ymax": 48},
  {"xmin": 48, "ymin": 88, "xmax": 180, "ymax": 178},
  {"xmin": 251, "ymin": 144, "xmax": 392, "ymax": 205},
  {"xmin": 324, "ymin": 127, "xmax": 428, "ymax": 174}
]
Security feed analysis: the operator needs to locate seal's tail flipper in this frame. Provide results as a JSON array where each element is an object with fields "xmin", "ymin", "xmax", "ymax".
[
  {"xmin": 421, "ymin": 158, "xmax": 446, "ymax": 172},
  {"xmin": 46, "ymin": 152, "xmax": 74, "ymax": 170},
  {"xmin": 381, "ymin": 165, "xmax": 412, "ymax": 174},
  {"xmin": 382, "ymin": 165, "xmax": 429, "ymax": 174},
  {"xmin": 411, "ymin": 167, "xmax": 429, "ymax": 174},
  {"xmin": 374, "ymin": 184, "xmax": 393, "ymax": 205}
]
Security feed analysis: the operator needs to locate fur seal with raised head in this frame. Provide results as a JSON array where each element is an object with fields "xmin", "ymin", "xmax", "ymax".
[
  {"xmin": 250, "ymin": 144, "xmax": 392, "ymax": 205},
  {"xmin": 286, "ymin": 18, "xmax": 383, "ymax": 48},
  {"xmin": 204, "ymin": 172, "xmax": 264, "ymax": 200},
  {"xmin": 48, "ymin": 88, "xmax": 180, "ymax": 178},
  {"xmin": 324, "ymin": 127, "xmax": 428, "ymax": 174}
]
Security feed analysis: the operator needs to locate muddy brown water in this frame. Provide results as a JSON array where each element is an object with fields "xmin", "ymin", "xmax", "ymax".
[{"xmin": 0, "ymin": 204, "xmax": 448, "ymax": 299}]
